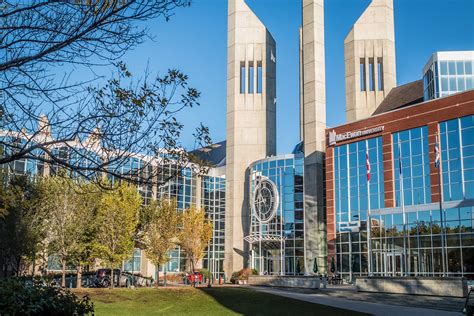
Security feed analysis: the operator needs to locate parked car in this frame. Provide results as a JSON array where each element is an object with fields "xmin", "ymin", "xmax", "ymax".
[
  {"xmin": 464, "ymin": 289, "xmax": 474, "ymax": 316},
  {"xmin": 94, "ymin": 269, "xmax": 131, "ymax": 288}
]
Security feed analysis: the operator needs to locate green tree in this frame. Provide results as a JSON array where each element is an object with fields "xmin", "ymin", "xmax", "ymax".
[
  {"xmin": 180, "ymin": 206, "xmax": 213, "ymax": 276},
  {"xmin": 0, "ymin": 175, "xmax": 45, "ymax": 277},
  {"xmin": 140, "ymin": 199, "xmax": 181, "ymax": 287},
  {"xmin": 93, "ymin": 183, "xmax": 142, "ymax": 288},
  {"xmin": 39, "ymin": 176, "xmax": 94, "ymax": 287},
  {"xmin": 73, "ymin": 183, "xmax": 102, "ymax": 289}
]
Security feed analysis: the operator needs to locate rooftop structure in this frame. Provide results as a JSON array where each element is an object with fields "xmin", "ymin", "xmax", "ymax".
[{"xmin": 422, "ymin": 51, "xmax": 474, "ymax": 101}]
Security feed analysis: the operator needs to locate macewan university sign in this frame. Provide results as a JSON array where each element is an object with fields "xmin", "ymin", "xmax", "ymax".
[{"xmin": 328, "ymin": 126, "xmax": 385, "ymax": 146}]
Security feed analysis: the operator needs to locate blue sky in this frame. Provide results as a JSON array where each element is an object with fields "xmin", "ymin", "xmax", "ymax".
[{"xmin": 119, "ymin": 0, "xmax": 474, "ymax": 154}]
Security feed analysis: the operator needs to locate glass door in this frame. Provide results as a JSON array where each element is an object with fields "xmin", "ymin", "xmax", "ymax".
[{"xmin": 386, "ymin": 253, "xmax": 403, "ymax": 276}]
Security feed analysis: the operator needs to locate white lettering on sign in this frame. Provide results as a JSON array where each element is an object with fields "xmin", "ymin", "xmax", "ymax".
[{"xmin": 328, "ymin": 126, "xmax": 385, "ymax": 146}]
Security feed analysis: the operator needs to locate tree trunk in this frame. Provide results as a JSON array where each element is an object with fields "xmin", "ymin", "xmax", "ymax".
[
  {"xmin": 110, "ymin": 267, "xmax": 114, "ymax": 289},
  {"xmin": 191, "ymin": 260, "xmax": 195, "ymax": 287},
  {"xmin": 15, "ymin": 257, "xmax": 21, "ymax": 277},
  {"xmin": 31, "ymin": 251, "xmax": 36, "ymax": 277},
  {"xmin": 77, "ymin": 264, "xmax": 82, "ymax": 289},
  {"xmin": 61, "ymin": 260, "xmax": 66, "ymax": 287},
  {"xmin": 156, "ymin": 265, "xmax": 159, "ymax": 288}
]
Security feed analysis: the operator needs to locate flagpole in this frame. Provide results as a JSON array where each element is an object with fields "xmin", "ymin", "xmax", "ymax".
[
  {"xmin": 398, "ymin": 138, "xmax": 408, "ymax": 276},
  {"xmin": 436, "ymin": 135, "xmax": 446, "ymax": 276},
  {"xmin": 366, "ymin": 141, "xmax": 372, "ymax": 276}
]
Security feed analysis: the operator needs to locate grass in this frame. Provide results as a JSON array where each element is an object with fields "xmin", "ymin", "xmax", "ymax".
[{"xmin": 74, "ymin": 286, "xmax": 368, "ymax": 316}]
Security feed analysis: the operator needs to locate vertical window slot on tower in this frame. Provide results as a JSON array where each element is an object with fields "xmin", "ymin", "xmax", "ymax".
[
  {"xmin": 248, "ymin": 61, "xmax": 254, "ymax": 94},
  {"xmin": 360, "ymin": 58, "xmax": 366, "ymax": 91},
  {"xmin": 240, "ymin": 62, "xmax": 246, "ymax": 94},
  {"xmin": 377, "ymin": 58, "xmax": 384, "ymax": 91},
  {"xmin": 257, "ymin": 61, "xmax": 262, "ymax": 94},
  {"xmin": 369, "ymin": 58, "xmax": 375, "ymax": 91}
]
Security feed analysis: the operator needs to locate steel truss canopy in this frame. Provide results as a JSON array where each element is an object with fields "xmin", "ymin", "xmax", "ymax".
[{"xmin": 244, "ymin": 233, "xmax": 286, "ymax": 244}]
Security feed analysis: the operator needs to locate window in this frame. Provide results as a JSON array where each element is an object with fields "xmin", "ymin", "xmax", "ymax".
[
  {"xmin": 457, "ymin": 61, "xmax": 465, "ymax": 75},
  {"xmin": 124, "ymin": 249, "xmax": 141, "ymax": 272},
  {"xmin": 440, "ymin": 61, "xmax": 448, "ymax": 75},
  {"xmin": 448, "ymin": 61, "xmax": 456, "ymax": 75},
  {"xmin": 369, "ymin": 58, "xmax": 375, "ymax": 91},
  {"xmin": 393, "ymin": 126, "xmax": 431, "ymax": 207},
  {"xmin": 377, "ymin": 58, "xmax": 383, "ymax": 91},
  {"xmin": 440, "ymin": 115, "xmax": 474, "ymax": 200},
  {"xmin": 465, "ymin": 61, "xmax": 473, "ymax": 75},
  {"xmin": 248, "ymin": 61, "xmax": 254, "ymax": 94},
  {"xmin": 240, "ymin": 62, "xmax": 245, "ymax": 94},
  {"xmin": 360, "ymin": 58, "xmax": 366, "ymax": 91},
  {"xmin": 257, "ymin": 61, "xmax": 262, "ymax": 94},
  {"xmin": 333, "ymin": 137, "xmax": 384, "ymax": 231}
]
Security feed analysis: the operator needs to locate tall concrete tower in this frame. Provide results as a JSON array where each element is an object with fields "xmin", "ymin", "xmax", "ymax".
[
  {"xmin": 225, "ymin": 0, "xmax": 276, "ymax": 277},
  {"xmin": 300, "ymin": 0, "xmax": 327, "ymax": 274},
  {"xmin": 345, "ymin": 0, "xmax": 396, "ymax": 123}
]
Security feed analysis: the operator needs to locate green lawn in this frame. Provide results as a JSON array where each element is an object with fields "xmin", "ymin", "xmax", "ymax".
[{"xmin": 75, "ymin": 287, "xmax": 368, "ymax": 316}]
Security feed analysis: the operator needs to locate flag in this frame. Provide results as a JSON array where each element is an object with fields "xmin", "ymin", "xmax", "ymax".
[
  {"xmin": 398, "ymin": 138, "xmax": 402, "ymax": 175},
  {"xmin": 435, "ymin": 135, "xmax": 440, "ymax": 169},
  {"xmin": 366, "ymin": 146, "xmax": 371, "ymax": 182}
]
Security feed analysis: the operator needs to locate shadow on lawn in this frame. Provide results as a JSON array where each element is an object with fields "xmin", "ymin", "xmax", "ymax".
[{"xmin": 197, "ymin": 286, "xmax": 368, "ymax": 316}]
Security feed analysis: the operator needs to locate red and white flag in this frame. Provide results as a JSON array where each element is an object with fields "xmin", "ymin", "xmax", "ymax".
[{"xmin": 366, "ymin": 147, "xmax": 371, "ymax": 182}]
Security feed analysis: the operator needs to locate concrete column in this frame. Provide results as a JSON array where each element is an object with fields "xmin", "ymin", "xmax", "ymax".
[
  {"xmin": 301, "ymin": 0, "xmax": 327, "ymax": 274},
  {"xmin": 344, "ymin": 0, "xmax": 397, "ymax": 122},
  {"xmin": 225, "ymin": 0, "xmax": 276, "ymax": 278}
]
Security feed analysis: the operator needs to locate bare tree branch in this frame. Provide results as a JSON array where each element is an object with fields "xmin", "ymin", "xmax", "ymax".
[{"xmin": 0, "ymin": 0, "xmax": 212, "ymax": 188}]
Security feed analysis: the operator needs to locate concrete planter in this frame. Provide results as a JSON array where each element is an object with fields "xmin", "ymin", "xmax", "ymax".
[
  {"xmin": 355, "ymin": 276, "xmax": 468, "ymax": 297},
  {"xmin": 248, "ymin": 275, "xmax": 320, "ymax": 289}
]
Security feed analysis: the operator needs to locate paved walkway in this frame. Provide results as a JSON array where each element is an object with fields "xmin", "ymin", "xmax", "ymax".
[{"xmin": 250, "ymin": 286, "xmax": 464, "ymax": 316}]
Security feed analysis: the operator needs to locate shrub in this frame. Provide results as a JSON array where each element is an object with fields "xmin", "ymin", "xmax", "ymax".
[
  {"xmin": 230, "ymin": 268, "xmax": 257, "ymax": 283},
  {"xmin": 199, "ymin": 268, "xmax": 211, "ymax": 279},
  {"xmin": 0, "ymin": 278, "xmax": 94, "ymax": 315}
]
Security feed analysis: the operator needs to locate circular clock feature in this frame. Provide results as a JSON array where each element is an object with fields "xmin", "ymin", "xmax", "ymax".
[{"xmin": 252, "ymin": 177, "xmax": 279, "ymax": 223}]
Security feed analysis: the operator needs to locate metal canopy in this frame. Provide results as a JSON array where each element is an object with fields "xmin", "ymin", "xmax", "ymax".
[{"xmin": 244, "ymin": 233, "xmax": 286, "ymax": 244}]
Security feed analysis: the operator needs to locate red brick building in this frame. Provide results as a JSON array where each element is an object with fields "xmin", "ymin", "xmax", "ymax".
[{"xmin": 325, "ymin": 89, "xmax": 474, "ymax": 279}]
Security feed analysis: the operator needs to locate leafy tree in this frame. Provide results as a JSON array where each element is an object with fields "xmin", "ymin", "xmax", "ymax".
[
  {"xmin": 179, "ymin": 205, "xmax": 213, "ymax": 275},
  {"xmin": 72, "ymin": 183, "xmax": 102, "ymax": 288},
  {"xmin": 140, "ymin": 199, "xmax": 181, "ymax": 287},
  {"xmin": 93, "ymin": 183, "xmax": 142, "ymax": 288},
  {"xmin": 0, "ymin": 175, "xmax": 45, "ymax": 277},
  {"xmin": 0, "ymin": 0, "xmax": 211, "ymax": 187},
  {"xmin": 38, "ymin": 176, "xmax": 97, "ymax": 287}
]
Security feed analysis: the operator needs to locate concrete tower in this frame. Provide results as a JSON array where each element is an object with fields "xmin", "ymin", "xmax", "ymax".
[
  {"xmin": 225, "ymin": 0, "xmax": 276, "ymax": 277},
  {"xmin": 345, "ymin": 0, "xmax": 396, "ymax": 123},
  {"xmin": 300, "ymin": 0, "xmax": 327, "ymax": 274}
]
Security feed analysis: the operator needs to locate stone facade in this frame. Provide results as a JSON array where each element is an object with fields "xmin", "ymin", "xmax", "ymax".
[
  {"xmin": 225, "ymin": 0, "xmax": 277, "ymax": 278},
  {"xmin": 345, "ymin": 0, "xmax": 397, "ymax": 123}
]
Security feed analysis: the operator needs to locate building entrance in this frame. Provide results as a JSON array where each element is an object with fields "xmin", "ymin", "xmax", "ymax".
[
  {"xmin": 251, "ymin": 243, "xmax": 284, "ymax": 275},
  {"xmin": 385, "ymin": 253, "xmax": 403, "ymax": 276}
]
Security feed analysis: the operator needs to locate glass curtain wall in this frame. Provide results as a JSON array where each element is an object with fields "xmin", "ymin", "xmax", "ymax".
[
  {"xmin": 202, "ymin": 175, "xmax": 226, "ymax": 281},
  {"xmin": 333, "ymin": 137, "xmax": 384, "ymax": 280},
  {"xmin": 424, "ymin": 58, "xmax": 474, "ymax": 100},
  {"xmin": 0, "ymin": 139, "xmax": 44, "ymax": 176},
  {"xmin": 248, "ymin": 154, "xmax": 304, "ymax": 275}
]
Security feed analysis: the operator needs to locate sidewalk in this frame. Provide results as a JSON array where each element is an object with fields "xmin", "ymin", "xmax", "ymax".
[{"xmin": 250, "ymin": 286, "xmax": 463, "ymax": 316}]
